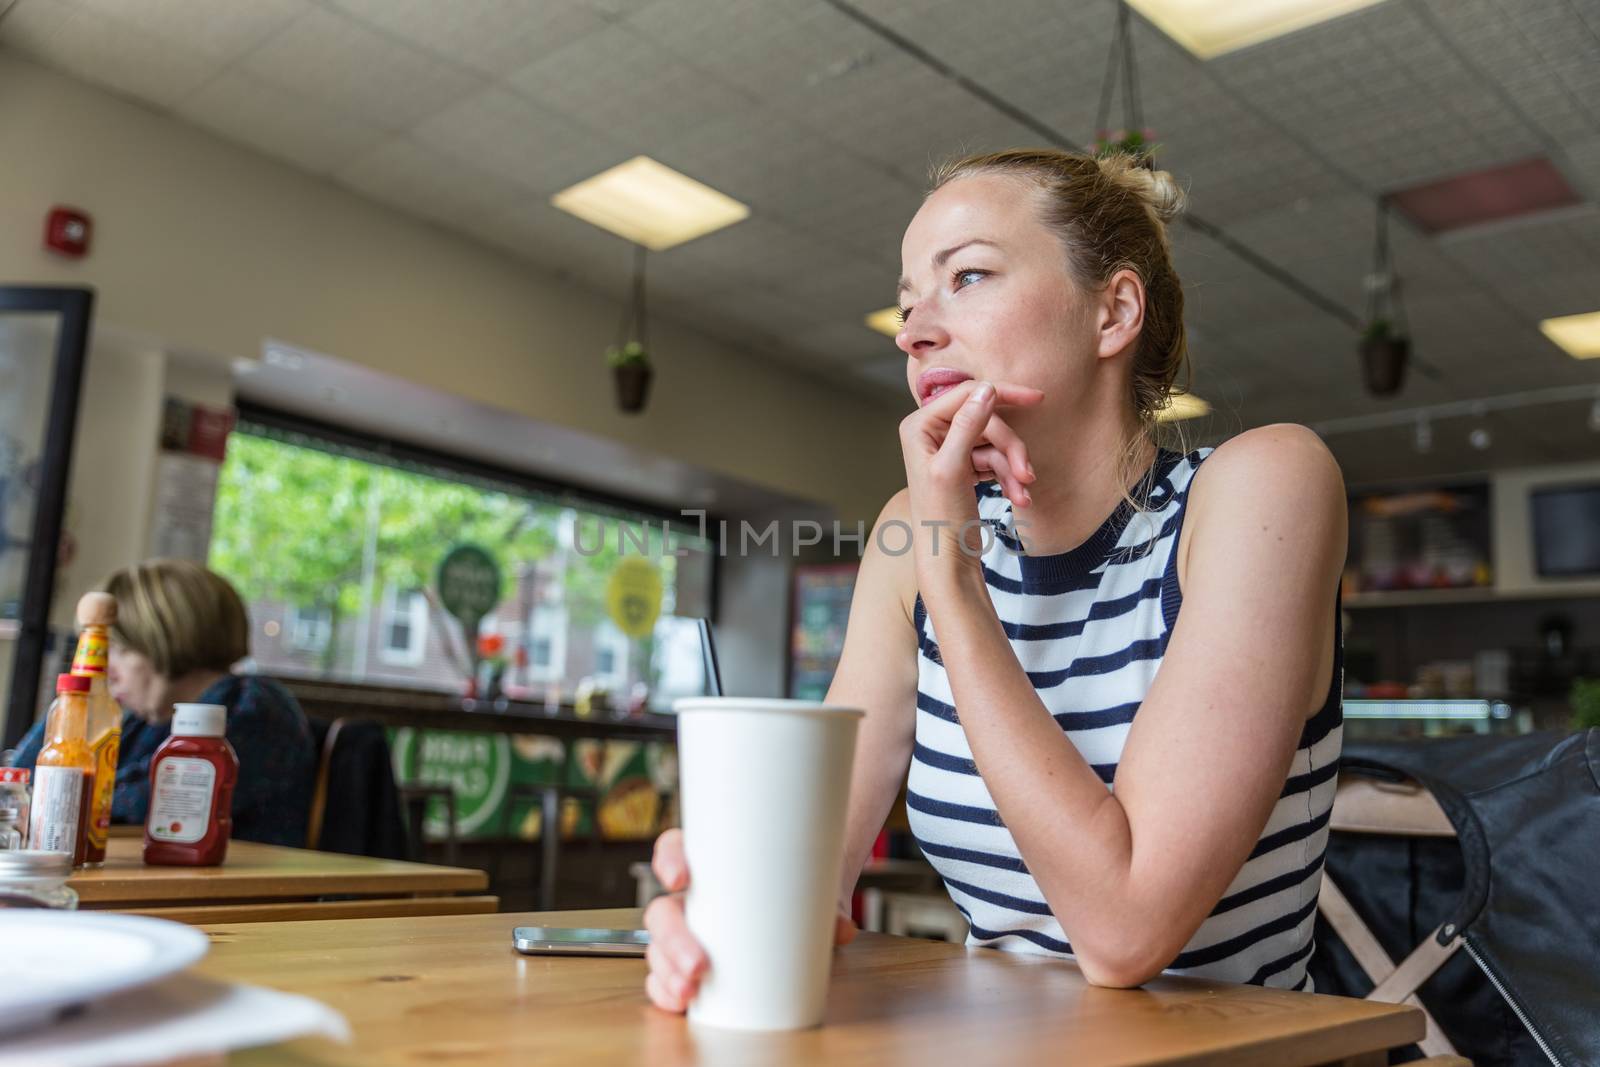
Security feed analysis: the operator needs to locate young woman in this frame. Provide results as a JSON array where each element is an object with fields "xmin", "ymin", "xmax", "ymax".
[
  {"xmin": 645, "ymin": 148, "xmax": 1346, "ymax": 1004},
  {"xmin": 11, "ymin": 559, "xmax": 318, "ymax": 847}
]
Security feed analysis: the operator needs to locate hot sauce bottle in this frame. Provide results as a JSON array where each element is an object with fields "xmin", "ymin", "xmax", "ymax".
[
  {"xmin": 143, "ymin": 703, "xmax": 238, "ymax": 867},
  {"xmin": 29, "ymin": 675, "xmax": 96, "ymax": 866},
  {"xmin": 71, "ymin": 592, "xmax": 121, "ymax": 866}
]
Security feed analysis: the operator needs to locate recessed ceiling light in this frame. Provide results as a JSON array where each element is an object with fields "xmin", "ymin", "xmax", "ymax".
[
  {"xmin": 1125, "ymin": 0, "xmax": 1388, "ymax": 59},
  {"xmin": 551, "ymin": 156, "xmax": 749, "ymax": 251},
  {"xmin": 864, "ymin": 307, "xmax": 903, "ymax": 339},
  {"xmin": 1156, "ymin": 392, "xmax": 1211, "ymax": 421},
  {"xmin": 1540, "ymin": 310, "xmax": 1600, "ymax": 360}
]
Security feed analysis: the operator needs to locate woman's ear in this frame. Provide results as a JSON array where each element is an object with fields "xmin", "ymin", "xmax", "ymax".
[{"xmin": 1096, "ymin": 268, "xmax": 1145, "ymax": 361}]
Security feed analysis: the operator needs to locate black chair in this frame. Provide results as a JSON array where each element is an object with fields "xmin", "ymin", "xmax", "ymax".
[
  {"xmin": 304, "ymin": 717, "xmax": 410, "ymax": 861},
  {"xmin": 1311, "ymin": 731, "xmax": 1600, "ymax": 1067}
]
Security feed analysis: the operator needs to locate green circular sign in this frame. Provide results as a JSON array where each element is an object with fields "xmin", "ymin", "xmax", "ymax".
[
  {"xmin": 436, "ymin": 544, "xmax": 502, "ymax": 625},
  {"xmin": 392, "ymin": 729, "xmax": 510, "ymax": 837}
]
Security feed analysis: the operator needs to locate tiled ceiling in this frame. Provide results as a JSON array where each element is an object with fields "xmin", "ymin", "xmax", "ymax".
[{"xmin": 3, "ymin": 0, "xmax": 1599, "ymax": 485}]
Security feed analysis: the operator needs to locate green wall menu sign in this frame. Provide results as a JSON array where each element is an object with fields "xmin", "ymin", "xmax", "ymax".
[{"xmin": 437, "ymin": 544, "xmax": 502, "ymax": 629}]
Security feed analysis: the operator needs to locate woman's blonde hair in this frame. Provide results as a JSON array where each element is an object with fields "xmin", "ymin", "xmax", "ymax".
[
  {"xmin": 102, "ymin": 559, "xmax": 250, "ymax": 678},
  {"xmin": 927, "ymin": 148, "xmax": 1192, "ymax": 508}
]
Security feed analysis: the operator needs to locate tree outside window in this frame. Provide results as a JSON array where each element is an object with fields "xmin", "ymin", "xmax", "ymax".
[{"xmin": 210, "ymin": 425, "xmax": 713, "ymax": 707}]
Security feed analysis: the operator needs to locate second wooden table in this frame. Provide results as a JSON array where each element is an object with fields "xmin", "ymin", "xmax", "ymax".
[{"xmin": 70, "ymin": 836, "xmax": 495, "ymax": 923}]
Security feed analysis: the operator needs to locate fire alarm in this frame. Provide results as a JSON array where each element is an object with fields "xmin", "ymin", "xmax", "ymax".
[{"xmin": 44, "ymin": 206, "xmax": 92, "ymax": 258}]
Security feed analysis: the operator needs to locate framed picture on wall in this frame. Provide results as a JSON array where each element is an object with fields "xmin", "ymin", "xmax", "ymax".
[{"xmin": 786, "ymin": 562, "xmax": 858, "ymax": 701}]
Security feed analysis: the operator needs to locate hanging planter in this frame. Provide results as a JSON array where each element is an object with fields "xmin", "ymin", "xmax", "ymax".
[
  {"xmin": 1359, "ymin": 200, "xmax": 1412, "ymax": 398},
  {"xmin": 1090, "ymin": 4, "xmax": 1158, "ymax": 169},
  {"xmin": 608, "ymin": 341, "xmax": 653, "ymax": 414},
  {"xmin": 1359, "ymin": 319, "xmax": 1409, "ymax": 397},
  {"xmin": 608, "ymin": 245, "xmax": 654, "ymax": 415}
]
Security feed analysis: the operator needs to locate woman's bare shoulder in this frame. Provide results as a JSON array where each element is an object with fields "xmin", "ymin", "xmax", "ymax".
[{"xmin": 1191, "ymin": 424, "xmax": 1344, "ymax": 510}]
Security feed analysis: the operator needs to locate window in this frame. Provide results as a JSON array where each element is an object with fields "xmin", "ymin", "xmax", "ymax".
[
  {"xmin": 380, "ymin": 586, "xmax": 429, "ymax": 666},
  {"xmin": 210, "ymin": 415, "xmax": 715, "ymax": 708},
  {"xmin": 525, "ymin": 604, "xmax": 567, "ymax": 683},
  {"xmin": 287, "ymin": 604, "xmax": 332, "ymax": 653},
  {"xmin": 591, "ymin": 620, "xmax": 631, "ymax": 689}
]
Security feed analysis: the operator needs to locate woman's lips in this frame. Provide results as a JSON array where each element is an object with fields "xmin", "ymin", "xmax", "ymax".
[{"xmin": 917, "ymin": 369, "xmax": 973, "ymax": 405}]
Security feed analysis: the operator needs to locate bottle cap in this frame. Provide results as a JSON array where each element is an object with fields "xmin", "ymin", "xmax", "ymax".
[
  {"xmin": 75, "ymin": 592, "xmax": 117, "ymax": 627},
  {"xmin": 55, "ymin": 674, "xmax": 91, "ymax": 694},
  {"xmin": 171, "ymin": 703, "xmax": 228, "ymax": 737}
]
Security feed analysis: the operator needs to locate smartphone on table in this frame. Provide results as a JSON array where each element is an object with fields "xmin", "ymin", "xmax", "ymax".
[{"xmin": 512, "ymin": 927, "xmax": 650, "ymax": 957}]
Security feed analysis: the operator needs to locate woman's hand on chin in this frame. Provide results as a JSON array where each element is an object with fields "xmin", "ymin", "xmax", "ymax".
[{"xmin": 899, "ymin": 378, "xmax": 1042, "ymax": 594}]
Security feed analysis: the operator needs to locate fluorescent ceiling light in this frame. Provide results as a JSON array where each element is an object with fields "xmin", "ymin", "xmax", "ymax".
[
  {"xmin": 1540, "ymin": 311, "xmax": 1600, "ymax": 360},
  {"xmin": 864, "ymin": 307, "xmax": 904, "ymax": 339},
  {"xmin": 1157, "ymin": 392, "xmax": 1211, "ymax": 421},
  {"xmin": 1126, "ymin": 0, "xmax": 1388, "ymax": 59},
  {"xmin": 551, "ymin": 156, "xmax": 749, "ymax": 251}
]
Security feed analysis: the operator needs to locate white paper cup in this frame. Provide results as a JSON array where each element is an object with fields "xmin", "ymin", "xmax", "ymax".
[{"xmin": 672, "ymin": 697, "xmax": 863, "ymax": 1031}]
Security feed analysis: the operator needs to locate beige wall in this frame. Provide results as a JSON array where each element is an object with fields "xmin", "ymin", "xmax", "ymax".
[{"xmin": 0, "ymin": 51, "xmax": 905, "ymax": 530}]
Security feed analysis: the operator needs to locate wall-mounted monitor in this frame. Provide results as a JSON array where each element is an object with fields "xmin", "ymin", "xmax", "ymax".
[{"xmin": 1530, "ymin": 484, "xmax": 1600, "ymax": 578}]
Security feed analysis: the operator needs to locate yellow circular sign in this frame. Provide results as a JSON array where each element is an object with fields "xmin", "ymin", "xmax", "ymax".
[{"xmin": 606, "ymin": 557, "xmax": 663, "ymax": 638}]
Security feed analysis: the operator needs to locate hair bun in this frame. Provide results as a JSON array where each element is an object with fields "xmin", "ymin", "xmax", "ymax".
[{"xmin": 1096, "ymin": 153, "xmax": 1186, "ymax": 224}]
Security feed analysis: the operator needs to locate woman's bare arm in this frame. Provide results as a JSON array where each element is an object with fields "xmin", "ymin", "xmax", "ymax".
[
  {"xmin": 920, "ymin": 424, "xmax": 1346, "ymax": 987},
  {"xmin": 829, "ymin": 488, "xmax": 921, "ymax": 909}
]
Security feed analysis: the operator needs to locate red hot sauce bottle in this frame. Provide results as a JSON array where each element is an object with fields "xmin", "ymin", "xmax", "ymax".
[{"xmin": 143, "ymin": 703, "xmax": 239, "ymax": 867}]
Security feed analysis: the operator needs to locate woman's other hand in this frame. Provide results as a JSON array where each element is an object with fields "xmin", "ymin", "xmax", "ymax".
[{"xmin": 642, "ymin": 828, "xmax": 858, "ymax": 1014}]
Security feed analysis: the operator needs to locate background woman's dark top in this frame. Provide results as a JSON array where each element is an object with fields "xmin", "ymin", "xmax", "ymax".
[{"xmin": 10, "ymin": 674, "xmax": 318, "ymax": 847}]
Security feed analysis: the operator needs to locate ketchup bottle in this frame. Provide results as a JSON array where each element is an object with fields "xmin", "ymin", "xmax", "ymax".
[{"xmin": 143, "ymin": 703, "xmax": 238, "ymax": 866}]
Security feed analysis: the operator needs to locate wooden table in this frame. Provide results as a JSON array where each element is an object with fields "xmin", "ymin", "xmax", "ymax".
[
  {"xmin": 69, "ymin": 837, "xmax": 495, "ymax": 924},
  {"xmin": 209, "ymin": 907, "xmax": 1422, "ymax": 1066}
]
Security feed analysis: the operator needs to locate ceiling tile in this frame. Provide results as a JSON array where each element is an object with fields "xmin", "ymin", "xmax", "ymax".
[
  {"xmin": 466, "ymin": 197, "xmax": 637, "ymax": 292},
  {"xmin": 0, "ymin": 0, "xmax": 222, "ymax": 106},
  {"xmin": 334, "ymin": 137, "xmax": 531, "ymax": 228},
  {"xmin": 242, "ymin": 7, "xmax": 485, "ymax": 129},
  {"xmin": 69, "ymin": 0, "xmax": 306, "ymax": 60},
  {"xmin": 412, "ymin": 87, "xmax": 630, "ymax": 194},
  {"xmin": 507, "ymin": 22, "xmax": 750, "ymax": 148},
  {"xmin": 326, "ymin": 0, "xmax": 607, "ymax": 77},
  {"xmin": 176, "ymin": 68, "xmax": 388, "ymax": 175}
]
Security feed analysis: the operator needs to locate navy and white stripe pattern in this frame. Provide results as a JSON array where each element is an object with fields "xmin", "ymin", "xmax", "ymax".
[{"xmin": 906, "ymin": 448, "xmax": 1342, "ymax": 990}]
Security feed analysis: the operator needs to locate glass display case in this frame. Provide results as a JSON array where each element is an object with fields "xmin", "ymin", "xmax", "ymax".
[
  {"xmin": 0, "ymin": 287, "xmax": 94, "ymax": 749},
  {"xmin": 1342, "ymin": 698, "xmax": 1526, "ymax": 740}
]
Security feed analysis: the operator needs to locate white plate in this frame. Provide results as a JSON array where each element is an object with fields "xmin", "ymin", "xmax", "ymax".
[{"xmin": 0, "ymin": 912, "xmax": 209, "ymax": 1035}]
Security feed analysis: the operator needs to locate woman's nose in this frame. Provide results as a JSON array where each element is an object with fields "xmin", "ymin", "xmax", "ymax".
[{"xmin": 895, "ymin": 313, "xmax": 948, "ymax": 357}]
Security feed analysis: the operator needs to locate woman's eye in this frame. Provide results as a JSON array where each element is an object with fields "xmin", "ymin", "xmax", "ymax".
[
  {"xmin": 895, "ymin": 306, "xmax": 911, "ymax": 325},
  {"xmin": 954, "ymin": 268, "xmax": 987, "ymax": 288}
]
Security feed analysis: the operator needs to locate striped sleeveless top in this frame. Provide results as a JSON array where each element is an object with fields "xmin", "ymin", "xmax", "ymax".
[{"xmin": 906, "ymin": 448, "xmax": 1342, "ymax": 990}]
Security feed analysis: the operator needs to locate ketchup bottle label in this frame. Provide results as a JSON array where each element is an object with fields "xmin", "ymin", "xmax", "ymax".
[{"xmin": 147, "ymin": 757, "xmax": 217, "ymax": 845}]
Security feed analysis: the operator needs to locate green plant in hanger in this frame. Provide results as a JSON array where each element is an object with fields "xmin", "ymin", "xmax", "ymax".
[
  {"xmin": 606, "ymin": 340, "xmax": 650, "ymax": 369},
  {"xmin": 609, "ymin": 246, "xmax": 654, "ymax": 414}
]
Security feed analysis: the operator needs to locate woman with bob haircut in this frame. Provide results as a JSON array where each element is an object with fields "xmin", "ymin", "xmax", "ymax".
[{"xmin": 11, "ymin": 558, "xmax": 317, "ymax": 847}]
